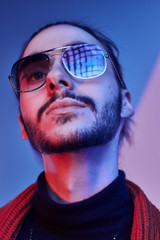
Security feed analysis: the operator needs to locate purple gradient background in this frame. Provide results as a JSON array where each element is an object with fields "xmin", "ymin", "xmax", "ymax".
[{"xmin": 0, "ymin": 1, "xmax": 160, "ymax": 209}]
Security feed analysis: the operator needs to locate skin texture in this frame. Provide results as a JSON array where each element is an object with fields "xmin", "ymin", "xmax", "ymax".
[{"xmin": 19, "ymin": 24, "xmax": 133, "ymax": 203}]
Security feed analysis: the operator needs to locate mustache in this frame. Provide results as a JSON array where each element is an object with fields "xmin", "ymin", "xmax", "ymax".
[{"xmin": 37, "ymin": 90, "xmax": 97, "ymax": 122}]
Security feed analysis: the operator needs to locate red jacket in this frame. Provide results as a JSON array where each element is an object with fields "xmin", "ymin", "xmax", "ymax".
[{"xmin": 0, "ymin": 180, "xmax": 160, "ymax": 240}]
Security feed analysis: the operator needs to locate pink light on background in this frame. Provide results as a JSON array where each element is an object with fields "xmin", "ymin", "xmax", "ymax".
[{"xmin": 120, "ymin": 54, "xmax": 160, "ymax": 210}]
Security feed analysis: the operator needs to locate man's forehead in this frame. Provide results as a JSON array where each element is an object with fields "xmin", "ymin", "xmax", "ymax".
[{"xmin": 23, "ymin": 24, "xmax": 102, "ymax": 57}]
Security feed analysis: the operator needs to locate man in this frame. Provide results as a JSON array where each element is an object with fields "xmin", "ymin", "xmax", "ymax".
[{"xmin": 0, "ymin": 21, "xmax": 160, "ymax": 240}]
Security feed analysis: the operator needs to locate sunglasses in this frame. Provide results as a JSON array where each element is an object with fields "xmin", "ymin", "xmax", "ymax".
[{"xmin": 8, "ymin": 43, "xmax": 125, "ymax": 93}]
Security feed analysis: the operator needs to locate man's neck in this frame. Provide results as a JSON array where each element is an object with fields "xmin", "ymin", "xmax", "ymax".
[{"xmin": 42, "ymin": 142, "xmax": 118, "ymax": 204}]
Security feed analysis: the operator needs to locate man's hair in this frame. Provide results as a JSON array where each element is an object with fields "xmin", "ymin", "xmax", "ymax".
[{"xmin": 17, "ymin": 21, "xmax": 133, "ymax": 146}]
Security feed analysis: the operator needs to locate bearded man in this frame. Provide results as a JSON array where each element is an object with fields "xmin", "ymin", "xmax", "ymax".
[{"xmin": 0, "ymin": 21, "xmax": 160, "ymax": 240}]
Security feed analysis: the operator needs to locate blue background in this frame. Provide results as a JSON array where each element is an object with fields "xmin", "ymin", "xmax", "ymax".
[{"xmin": 0, "ymin": 0, "xmax": 160, "ymax": 207}]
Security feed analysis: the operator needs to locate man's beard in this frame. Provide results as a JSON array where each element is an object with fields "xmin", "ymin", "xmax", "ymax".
[{"xmin": 20, "ymin": 90, "xmax": 122, "ymax": 154}]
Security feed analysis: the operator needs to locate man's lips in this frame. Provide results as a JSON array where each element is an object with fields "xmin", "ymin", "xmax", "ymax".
[{"xmin": 45, "ymin": 98, "xmax": 86, "ymax": 115}]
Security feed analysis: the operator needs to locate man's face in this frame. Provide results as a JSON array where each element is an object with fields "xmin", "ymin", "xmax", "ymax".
[{"xmin": 19, "ymin": 24, "xmax": 123, "ymax": 154}]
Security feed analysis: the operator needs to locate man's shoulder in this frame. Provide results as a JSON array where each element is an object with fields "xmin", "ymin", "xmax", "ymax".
[
  {"xmin": 0, "ymin": 182, "xmax": 36, "ymax": 212},
  {"xmin": 126, "ymin": 179, "xmax": 160, "ymax": 238},
  {"xmin": 126, "ymin": 179, "xmax": 160, "ymax": 214},
  {"xmin": 0, "ymin": 183, "xmax": 36, "ymax": 239}
]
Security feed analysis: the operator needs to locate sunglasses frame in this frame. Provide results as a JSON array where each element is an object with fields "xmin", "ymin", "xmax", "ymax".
[{"xmin": 8, "ymin": 43, "xmax": 126, "ymax": 93}]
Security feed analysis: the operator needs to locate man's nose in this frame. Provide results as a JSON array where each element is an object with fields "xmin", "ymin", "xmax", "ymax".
[{"xmin": 46, "ymin": 61, "xmax": 74, "ymax": 96}]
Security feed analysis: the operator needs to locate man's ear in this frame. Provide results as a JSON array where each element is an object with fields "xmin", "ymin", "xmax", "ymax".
[
  {"xmin": 120, "ymin": 89, "xmax": 134, "ymax": 118},
  {"xmin": 18, "ymin": 114, "xmax": 28, "ymax": 139}
]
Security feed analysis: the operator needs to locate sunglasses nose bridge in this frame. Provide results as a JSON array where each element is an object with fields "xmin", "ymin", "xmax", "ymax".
[
  {"xmin": 47, "ymin": 51, "xmax": 63, "ymax": 70},
  {"xmin": 45, "ymin": 54, "xmax": 74, "ymax": 95}
]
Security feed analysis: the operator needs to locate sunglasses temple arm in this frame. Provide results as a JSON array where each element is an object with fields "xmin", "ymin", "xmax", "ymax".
[
  {"xmin": 8, "ymin": 76, "xmax": 20, "ymax": 98},
  {"xmin": 105, "ymin": 54, "xmax": 126, "ymax": 89}
]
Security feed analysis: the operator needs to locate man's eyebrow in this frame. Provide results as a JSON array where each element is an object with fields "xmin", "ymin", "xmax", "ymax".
[{"xmin": 63, "ymin": 40, "xmax": 87, "ymax": 46}]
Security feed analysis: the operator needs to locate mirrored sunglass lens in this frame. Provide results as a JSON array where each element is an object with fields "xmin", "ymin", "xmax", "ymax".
[
  {"xmin": 12, "ymin": 54, "xmax": 49, "ymax": 92},
  {"xmin": 62, "ymin": 44, "xmax": 106, "ymax": 79}
]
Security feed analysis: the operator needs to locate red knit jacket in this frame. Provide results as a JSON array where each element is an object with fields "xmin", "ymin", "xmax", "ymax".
[{"xmin": 0, "ymin": 181, "xmax": 160, "ymax": 240}]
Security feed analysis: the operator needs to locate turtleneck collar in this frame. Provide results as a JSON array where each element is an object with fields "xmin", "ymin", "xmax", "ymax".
[
  {"xmin": 33, "ymin": 170, "xmax": 132, "ymax": 228},
  {"xmin": 16, "ymin": 170, "xmax": 133, "ymax": 240}
]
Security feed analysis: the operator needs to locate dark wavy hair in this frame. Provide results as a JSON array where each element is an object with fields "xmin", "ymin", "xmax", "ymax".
[{"xmin": 17, "ymin": 21, "xmax": 133, "ymax": 146}]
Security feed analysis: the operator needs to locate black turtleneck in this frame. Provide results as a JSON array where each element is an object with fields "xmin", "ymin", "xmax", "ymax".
[{"xmin": 16, "ymin": 171, "xmax": 134, "ymax": 240}]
